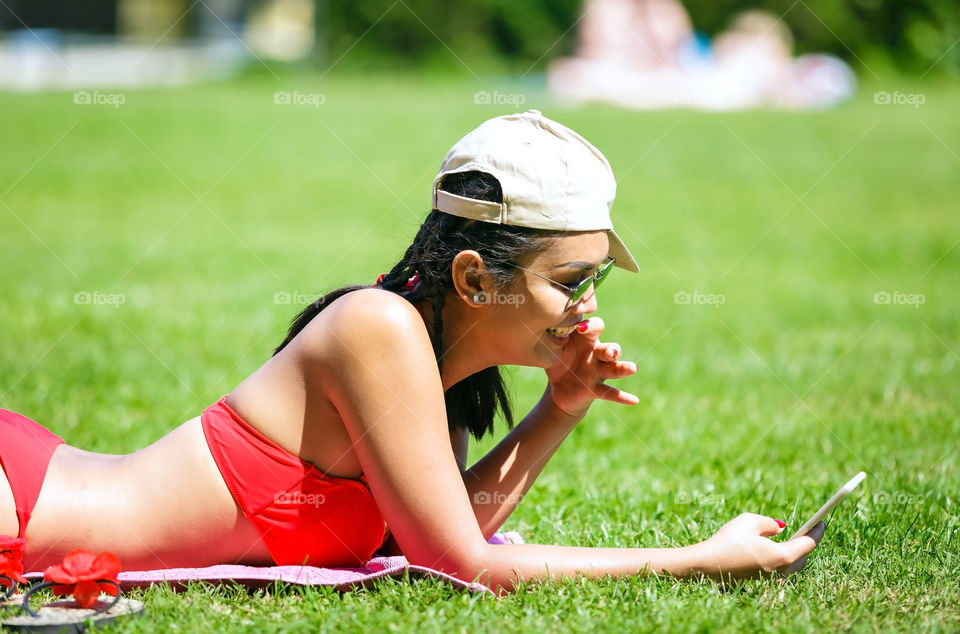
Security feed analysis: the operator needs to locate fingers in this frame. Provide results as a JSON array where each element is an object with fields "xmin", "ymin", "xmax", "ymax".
[
  {"xmin": 779, "ymin": 521, "xmax": 825, "ymax": 576},
  {"xmin": 573, "ymin": 317, "xmax": 637, "ymax": 392},
  {"xmin": 575, "ymin": 318, "xmax": 631, "ymax": 367},
  {"xmin": 781, "ymin": 554, "xmax": 809, "ymax": 577},
  {"xmin": 594, "ymin": 383, "xmax": 640, "ymax": 405},
  {"xmin": 595, "ymin": 343, "xmax": 636, "ymax": 375},
  {"xmin": 601, "ymin": 343, "xmax": 621, "ymax": 362},
  {"xmin": 575, "ymin": 316, "xmax": 604, "ymax": 341},
  {"xmin": 793, "ymin": 520, "xmax": 826, "ymax": 547},
  {"xmin": 786, "ymin": 533, "xmax": 819, "ymax": 560},
  {"xmin": 596, "ymin": 359, "xmax": 638, "ymax": 378},
  {"xmin": 805, "ymin": 519, "xmax": 827, "ymax": 544},
  {"xmin": 756, "ymin": 515, "xmax": 786, "ymax": 537},
  {"xmin": 779, "ymin": 540, "xmax": 816, "ymax": 576},
  {"xmin": 784, "ymin": 519, "xmax": 826, "ymax": 544}
]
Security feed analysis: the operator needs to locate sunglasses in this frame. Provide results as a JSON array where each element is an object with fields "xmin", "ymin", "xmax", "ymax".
[{"xmin": 508, "ymin": 256, "xmax": 616, "ymax": 311}]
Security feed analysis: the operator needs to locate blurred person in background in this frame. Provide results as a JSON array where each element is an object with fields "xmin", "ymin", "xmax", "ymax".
[{"xmin": 548, "ymin": 0, "xmax": 854, "ymax": 109}]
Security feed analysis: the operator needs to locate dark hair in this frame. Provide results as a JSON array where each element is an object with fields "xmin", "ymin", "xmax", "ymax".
[{"xmin": 274, "ymin": 171, "xmax": 568, "ymax": 441}]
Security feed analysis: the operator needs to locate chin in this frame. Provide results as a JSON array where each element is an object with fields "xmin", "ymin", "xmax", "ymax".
[
  {"xmin": 533, "ymin": 341, "xmax": 564, "ymax": 366},
  {"xmin": 508, "ymin": 352, "xmax": 554, "ymax": 369},
  {"xmin": 498, "ymin": 336, "xmax": 564, "ymax": 368},
  {"xmin": 527, "ymin": 357, "xmax": 555, "ymax": 369}
]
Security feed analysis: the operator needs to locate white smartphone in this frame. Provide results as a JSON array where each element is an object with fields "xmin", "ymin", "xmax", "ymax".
[{"xmin": 789, "ymin": 471, "xmax": 866, "ymax": 540}]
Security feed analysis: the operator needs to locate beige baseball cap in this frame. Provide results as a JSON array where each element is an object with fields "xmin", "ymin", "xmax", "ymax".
[{"xmin": 431, "ymin": 109, "xmax": 638, "ymax": 273}]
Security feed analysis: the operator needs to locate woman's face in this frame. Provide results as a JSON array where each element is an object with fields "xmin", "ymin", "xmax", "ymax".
[{"xmin": 490, "ymin": 230, "xmax": 610, "ymax": 368}]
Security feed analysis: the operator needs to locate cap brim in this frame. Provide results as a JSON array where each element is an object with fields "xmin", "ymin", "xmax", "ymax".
[{"xmin": 607, "ymin": 229, "xmax": 639, "ymax": 273}]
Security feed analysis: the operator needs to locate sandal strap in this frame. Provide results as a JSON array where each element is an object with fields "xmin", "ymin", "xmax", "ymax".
[{"xmin": 20, "ymin": 579, "xmax": 122, "ymax": 618}]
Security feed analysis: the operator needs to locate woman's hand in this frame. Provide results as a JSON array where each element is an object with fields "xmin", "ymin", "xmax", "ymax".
[
  {"xmin": 544, "ymin": 316, "xmax": 640, "ymax": 419},
  {"xmin": 692, "ymin": 513, "xmax": 826, "ymax": 583}
]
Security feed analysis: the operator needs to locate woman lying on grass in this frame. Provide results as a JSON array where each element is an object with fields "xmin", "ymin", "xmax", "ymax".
[{"xmin": 0, "ymin": 110, "xmax": 823, "ymax": 596}]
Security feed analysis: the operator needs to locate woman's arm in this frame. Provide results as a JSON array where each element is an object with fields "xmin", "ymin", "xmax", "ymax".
[
  {"xmin": 315, "ymin": 292, "xmax": 820, "ymax": 595},
  {"xmin": 460, "ymin": 514, "xmax": 825, "ymax": 596},
  {"xmin": 460, "ymin": 386, "xmax": 583, "ymax": 540},
  {"xmin": 387, "ymin": 397, "xmax": 572, "ymax": 553},
  {"xmin": 458, "ymin": 315, "xmax": 638, "ymax": 539}
]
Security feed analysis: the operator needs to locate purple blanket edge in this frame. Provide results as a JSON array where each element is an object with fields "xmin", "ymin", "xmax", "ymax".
[{"xmin": 25, "ymin": 531, "xmax": 524, "ymax": 597}]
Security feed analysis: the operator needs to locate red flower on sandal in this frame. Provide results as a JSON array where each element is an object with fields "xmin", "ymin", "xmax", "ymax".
[
  {"xmin": 43, "ymin": 550, "xmax": 121, "ymax": 609},
  {"xmin": 0, "ymin": 552, "xmax": 27, "ymax": 589},
  {"xmin": 0, "ymin": 535, "xmax": 27, "ymax": 589},
  {"xmin": 0, "ymin": 535, "xmax": 24, "ymax": 554}
]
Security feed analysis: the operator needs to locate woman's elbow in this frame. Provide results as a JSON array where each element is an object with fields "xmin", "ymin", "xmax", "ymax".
[{"xmin": 408, "ymin": 542, "xmax": 517, "ymax": 595}]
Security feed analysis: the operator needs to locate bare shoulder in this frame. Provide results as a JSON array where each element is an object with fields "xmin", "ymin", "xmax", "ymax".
[
  {"xmin": 295, "ymin": 288, "xmax": 482, "ymax": 570},
  {"xmin": 296, "ymin": 288, "xmax": 433, "ymax": 363}
]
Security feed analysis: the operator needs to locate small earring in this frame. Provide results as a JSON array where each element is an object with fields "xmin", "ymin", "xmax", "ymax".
[{"xmin": 473, "ymin": 291, "xmax": 487, "ymax": 305}]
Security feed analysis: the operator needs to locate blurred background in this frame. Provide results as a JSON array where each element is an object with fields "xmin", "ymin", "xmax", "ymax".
[{"xmin": 1, "ymin": 0, "xmax": 959, "ymax": 88}]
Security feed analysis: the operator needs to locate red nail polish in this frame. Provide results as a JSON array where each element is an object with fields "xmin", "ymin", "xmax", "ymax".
[
  {"xmin": 775, "ymin": 519, "xmax": 786, "ymax": 528},
  {"xmin": 577, "ymin": 321, "xmax": 589, "ymax": 332}
]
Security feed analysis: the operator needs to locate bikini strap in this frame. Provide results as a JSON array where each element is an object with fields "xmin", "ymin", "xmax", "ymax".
[
  {"xmin": 373, "ymin": 274, "xmax": 425, "ymax": 318},
  {"xmin": 373, "ymin": 272, "xmax": 420, "ymax": 292}
]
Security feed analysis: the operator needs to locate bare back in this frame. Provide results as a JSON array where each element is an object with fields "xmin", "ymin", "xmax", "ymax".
[{"xmin": 8, "ymin": 288, "xmax": 452, "ymax": 570}]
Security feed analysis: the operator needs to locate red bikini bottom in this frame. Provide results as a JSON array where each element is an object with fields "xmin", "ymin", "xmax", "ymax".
[
  {"xmin": 0, "ymin": 408, "xmax": 65, "ymax": 539},
  {"xmin": 200, "ymin": 396, "xmax": 388, "ymax": 567}
]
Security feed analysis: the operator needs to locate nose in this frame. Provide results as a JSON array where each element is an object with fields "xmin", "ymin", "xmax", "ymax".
[{"xmin": 571, "ymin": 285, "xmax": 599, "ymax": 315}]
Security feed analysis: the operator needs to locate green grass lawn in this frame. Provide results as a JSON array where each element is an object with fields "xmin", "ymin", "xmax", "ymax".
[{"xmin": 1, "ymin": 71, "xmax": 957, "ymax": 632}]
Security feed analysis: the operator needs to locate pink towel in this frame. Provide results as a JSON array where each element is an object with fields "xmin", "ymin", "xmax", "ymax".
[{"xmin": 26, "ymin": 532, "xmax": 524, "ymax": 597}]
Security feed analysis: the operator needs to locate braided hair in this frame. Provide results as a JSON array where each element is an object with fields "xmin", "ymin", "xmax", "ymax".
[{"xmin": 274, "ymin": 171, "xmax": 568, "ymax": 441}]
